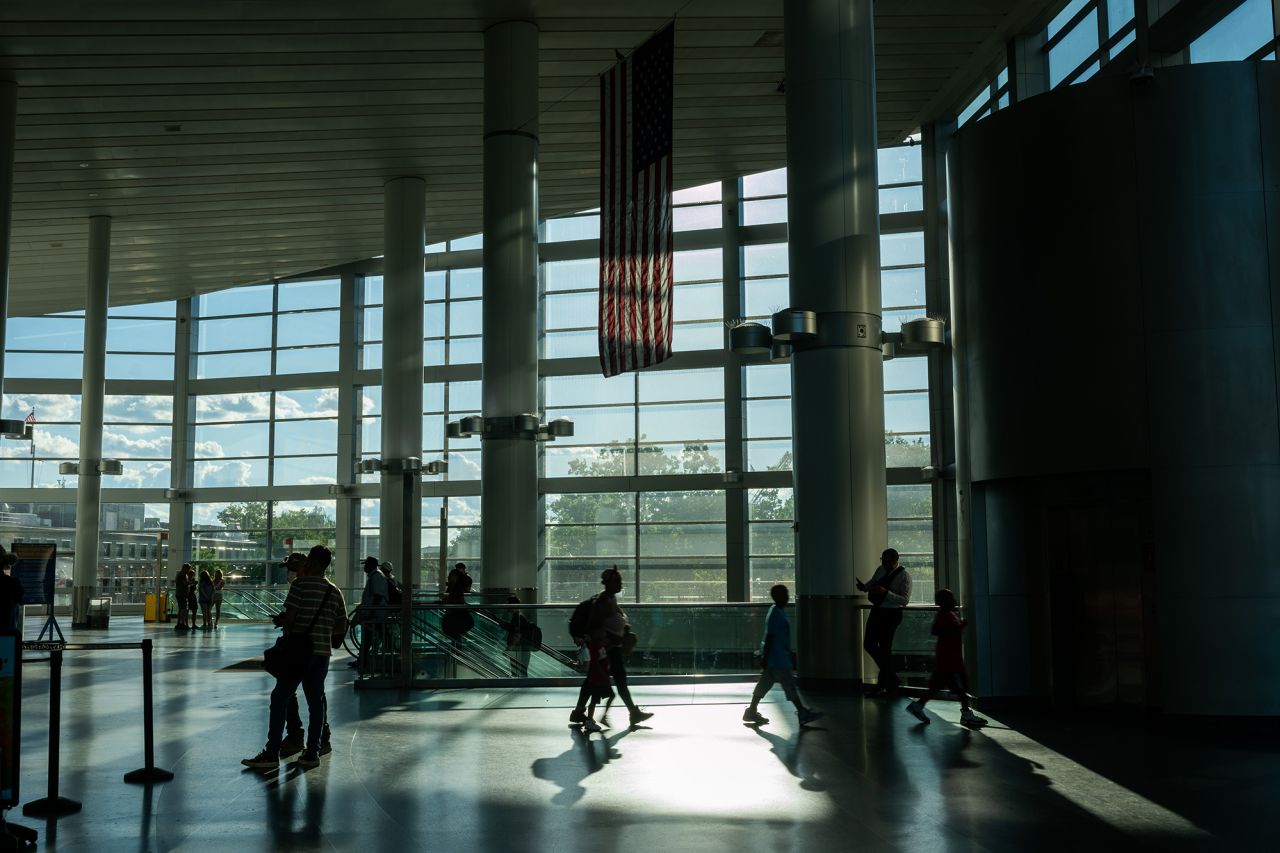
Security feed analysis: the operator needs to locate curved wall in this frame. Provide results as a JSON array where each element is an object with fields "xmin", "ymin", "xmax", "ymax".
[{"xmin": 950, "ymin": 62, "xmax": 1280, "ymax": 716}]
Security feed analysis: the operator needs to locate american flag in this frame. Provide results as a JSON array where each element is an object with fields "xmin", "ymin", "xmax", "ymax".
[
  {"xmin": 24, "ymin": 410, "xmax": 34, "ymax": 427},
  {"xmin": 598, "ymin": 24, "xmax": 675, "ymax": 378}
]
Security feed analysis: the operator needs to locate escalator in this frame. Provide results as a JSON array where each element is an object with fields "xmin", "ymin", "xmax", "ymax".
[{"xmin": 354, "ymin": 604, "xmax": 580, "ymax": 681}]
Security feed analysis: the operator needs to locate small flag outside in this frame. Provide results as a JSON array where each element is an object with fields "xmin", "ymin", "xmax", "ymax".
[{"xmin": 598, "ymin": 24, "xmax": 675, "ymax": 378}]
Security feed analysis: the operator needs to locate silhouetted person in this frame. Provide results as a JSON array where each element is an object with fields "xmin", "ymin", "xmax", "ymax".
[
  {"xmin": 858, "ymin": 548, "xmax": 911, "ymax": 694},
  {"xmin": 198, "ymin": 569, "xmax": 214, "ymax": 631},
  {"xmin": 278, "ymin": 552, "xmax": 331, "ymax": 756},
  {"xmin": 743, "ymin": 584, "xmax": 821, "ymax": 726},
  {"xmin": 243, "ymin": 545, "xmax": 347, "ymax": 770},
  {"xmin": 174, "ymin": 564, "xmax": 193, "ymax": 631},
  {"xmin": 570, "ymin": 567, "xmax": 651, "ymax": 728},
  {"xmin": 359, "ymin": 555, "xmax": 389, "ymax": 666},
  {"xmin": 907, "ymin": 588, "xmax": 987, "ymax": 729},
  {"xmin": 442, "ymin": 561, "xmax": 474, "ymax": 640},
  {"xmin": 0, "ymin": 547, "xmax": 23, "ymax": 633}
]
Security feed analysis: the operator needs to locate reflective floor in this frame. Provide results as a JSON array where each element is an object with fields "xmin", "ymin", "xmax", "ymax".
[{"xmin": 6, "ymin": 619, "xmax": 1275, "ymax": 852}]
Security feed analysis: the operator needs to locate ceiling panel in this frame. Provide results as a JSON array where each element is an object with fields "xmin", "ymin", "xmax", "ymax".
[{"xmin": 0, "ymin": 0, "xmax": 1055, "ymax": 315}]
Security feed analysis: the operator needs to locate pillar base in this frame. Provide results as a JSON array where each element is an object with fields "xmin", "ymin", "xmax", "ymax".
[
  {"xmin": 70, "ymin": 586, "xmax": 93, "ymax": 627},
  {"xmin": 797, "ymin": 595, "xmax": 865, "ymax": 682}
]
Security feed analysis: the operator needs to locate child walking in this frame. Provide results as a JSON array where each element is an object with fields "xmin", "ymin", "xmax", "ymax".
[
  {"xmin": 906, "ymin": 588, "xmax": 987, "ymax": 729},
  {"xmin": 743, "ymin": 584, "xmax": 822, "ymax": 727},
  {"xmin": 581, "ymin": 626, "xmax": 614, "ymax": 733}
]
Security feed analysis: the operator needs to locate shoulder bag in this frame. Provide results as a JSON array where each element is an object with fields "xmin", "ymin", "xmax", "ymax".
[{"xmin": 263, "ymin": 584, "xmax": 333, "ymax": 680}]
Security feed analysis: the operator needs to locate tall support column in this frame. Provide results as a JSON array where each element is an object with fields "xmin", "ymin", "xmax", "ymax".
[
  {"xmin": 381, "ymin": 178, "xmax": 426, "ymax": 594},
  {"xmin": 480, "ymin": 20, "xmax": 539, "ymax": 603},
  {"xmin": 335, "ymin": 268, "xmax": 359, "ymax": 590},
  {"xmin": 785, "ymin": 0, "xmax": 885, "ymax": 683},
  {"xmin": 72, "ymin": 215, "xmax": 111, "ymax": 626},
  {"xmin": 722, "ymin": 177, "xmax": 749, "ymax": 602},
  {"xmin": 167, "ymin": 297, "xmax": 194, "ymax": 584}
]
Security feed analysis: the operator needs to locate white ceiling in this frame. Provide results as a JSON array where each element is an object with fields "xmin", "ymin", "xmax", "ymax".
[{"xmin": 0, "ymin": 0, "xmax": 1056, "ymax": 316}]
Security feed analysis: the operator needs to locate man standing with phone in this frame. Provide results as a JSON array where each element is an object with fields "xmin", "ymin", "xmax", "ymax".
[{"xmin": 857, "ymin": 548, "xmax": 911, "ymax": 695}]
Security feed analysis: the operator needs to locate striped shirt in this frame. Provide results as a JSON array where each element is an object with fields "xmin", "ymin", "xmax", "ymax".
[{"xmin": 283, "ymin": 576, "xmax": 348, "ymax": 657}]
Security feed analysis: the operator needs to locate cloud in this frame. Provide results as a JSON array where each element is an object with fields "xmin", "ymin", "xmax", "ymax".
[
  {"xmin": 195, "ymin": 460, "xmax": 256, "ymax": 488},
  {"xmin": 2, "ymin": 393, "xmax": 79, "ymax": 422},
  {"xmin": 195, "ymin": 392, "xmax": 271, "ymax": 421}
]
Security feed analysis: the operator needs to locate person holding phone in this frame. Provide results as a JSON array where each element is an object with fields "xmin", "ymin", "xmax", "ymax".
[{"xmin": 857, "ymin": 548, "xmax": 911, "ymax": 695}]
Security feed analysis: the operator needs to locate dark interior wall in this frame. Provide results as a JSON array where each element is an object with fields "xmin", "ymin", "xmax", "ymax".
[{"xmin": 951, "ymin": 62, "xmax": 1280, "ymax": 716}]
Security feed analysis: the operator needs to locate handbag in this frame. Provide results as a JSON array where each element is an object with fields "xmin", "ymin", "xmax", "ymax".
[{"xmin": 263, "ymin": 584, "xmax": 333, "ymax": 679}]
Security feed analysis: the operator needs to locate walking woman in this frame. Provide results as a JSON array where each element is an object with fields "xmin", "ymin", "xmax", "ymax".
[
  {"xmin": 570, "ymin": 567, "xmax": 652, "ymax": 728},
  {"xmin": 198, "ymin": 569, "xmax": 215, "ymax": 631},
  {"xmin": 212, "ymin": 568, "xmax": 226, "ymax": 629}
]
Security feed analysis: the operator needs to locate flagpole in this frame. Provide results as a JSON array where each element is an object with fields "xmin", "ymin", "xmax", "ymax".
[{"xmin": 29, "ymin": 407, "xmax": 35, "ymax": 488}]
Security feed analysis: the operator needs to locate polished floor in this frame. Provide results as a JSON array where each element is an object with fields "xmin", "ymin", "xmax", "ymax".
[{"xmin": 4, "ymin": 618, "xmax": 1275, "ymax": 852}]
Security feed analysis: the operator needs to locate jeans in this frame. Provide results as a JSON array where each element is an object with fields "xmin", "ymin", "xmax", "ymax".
[
  {"xmin": 286, "ymin": 691, "xmax": 330, "ymax": 745},
  {"xmin": 269, "ymin": 655, "xmax": 329, "ymax": 754},
  {"xmin": 607, "ymin": 647, "xmax": 637, "ymax": 713},
  {"xmin": 864, "ymin": 607, "xmax": 904, "ymax": 687}
]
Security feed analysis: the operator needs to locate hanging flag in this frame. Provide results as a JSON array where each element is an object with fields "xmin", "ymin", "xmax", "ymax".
[
  {"xmin": 24, "ymin": 410, "xmax": 35, "ymax": 427},
  {"xmin": 598, "ymin": 24, "xmax": 675, "ymax": 378}
]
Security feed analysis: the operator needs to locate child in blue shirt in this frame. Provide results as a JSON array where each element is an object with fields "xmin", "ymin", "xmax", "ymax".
[{"xmin": 743, "ymin": 584, "xmax": 823, "ymax": 726}]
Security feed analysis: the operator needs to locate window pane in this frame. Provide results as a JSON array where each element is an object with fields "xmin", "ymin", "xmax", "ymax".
[
  {"xmin": 106, "ymin": 354, "xmax": 174, "ymax": 380},
  {"xmin": 745, "ymin": 364, "xmax": 791, "ymax": 398},
  {"xmin": 638, "ymin": 402, "xmax": 724, "ymax": 442},
  {"xmin": 881, "ymin": 232, "xmax": 925, "ymax": 267},
  {"xmin": 547, "ymin": 492, "xmax": 636, "ymax": 524},
  {"xmin": 274, "ymin": 455, "xmax": 337, "ymax": 486},
  {"xmin": 197, "ymin": 315, "xmax": 272, "ymax": 352},
  {"xmin": 878, "ymin": 145, "xmax": 923, "ymax": 184},
  {"xmin": 745, "ymin": 399, "xmax": 791, "ymax": 438},
  {"xmin": 5, "ymin": 352, "xmax": 84, "ymax": 379},
  {"xmin": 451, "ymin": 268, "xmax": 483, "ymax": 299},
  {"xmin": 7, "ymin": 316, "xmax": 84, "ymax": 351},
  {"xmin": 194, "ymin": 458, "xmax": 268, "ymax": 487},
  {"xmin": 194, "ymin": 348, "xmax": 270, "ymax": 376},
  {"xmin": 884, "ymin": 357, "xmax": 928, "ymax": 392},
  {"xmin": 743, "ymin": 243, "xmax": 788, "ymax": 277},
  {"xmin": 674, "ymin": 249, "xmax": 721, "ymax": 283},
  {"xmin": 742, "ymin": 167, "xmax": 787, "ymax": 198},
  {"xmin": 197, "ymin": 284, "xmax": 274, "ymax": 317},
  {"xmin": 107, "ymin": 318, "xmax": 174, "ymax": 353},
  {"xmin": 673, "ymin": 281, "xmax": 722, "ymax": 322},
  {"xmin": 742, "ymin": 198, "xmax": 787, "ymax": 225},
  {"xmin": 276, "ymin": 388, "xmax": 339, "ymax": 419},
  {"xmin": 1049, "ymin": 11, "xmax": 1100, "ymax": 88},
  {"xmin": 276, "ymin": 310, "xmax": 339, "ymax": 347},
  {"xmin": 103, "ymin": 424, "xmax": 171, "ymax": 459},
  {"xmin": 1189, "ymin": 0, "xmax": 1274, "ymax": 62},
  {"xmin": 274, "ymin": 420, "xmax": 337, "ymax": 455},
  {"xmin": 674, "ymin": 203, "xmax": 720, "ymax": 231},
  {"xmin": 110, "ymin": 300, "xmax": 176, "ymax": 318},
  {"xmin": 882, "ymin": 267, "xmax": 926, "ymax": 309},
  {"xmin": 449, "ymin": 300, "xmax": 483, "ymax": 336},
  {"xmin": 544, "ymin": 214, "xmax": 599, "ymax": 243},
  {"xmin": 195, "ymin": 392, "xmax": 271, "ymax": 423},
  {"xmin": 194, "ymin": 423, "xmax": 270, "ymax": 458},
  {"xmin": 640, "ymin": 491, "xmax": 726, "ymax": 523},
  {"xmin": 545, "ymin": 291, "xmax": 597, "ymax": 331},
  {"xmin": 545, "ymin": 258, "xmax": 598, "ymax": 292},
  {"xmin": 277, "ymin": 347, "xmax": 339, "ymax": 374},
  {"xmin": 104, "ymin": 395, "xmax": 172, "ymax": 423},
  {"xmin": 544, "ymin": 330, "xmax": 597, "ymax": 359},
  {"xmin": 277, "ymin": 279, "xmax": 339, "ymax": 311},
  {"xmin": 545, "ymin": 374, "xmax": 634, "ymax": 408},
  {"xmin": 879, "ymin": 185, "xmax": 923, "ymax": 214},
  {"xmin": 744, "ymin": 277, "xmax": 789, "ymax": 318},
  {"xmin": 638, "ymin": 368, "xmax": 722, "ymax": 403}
]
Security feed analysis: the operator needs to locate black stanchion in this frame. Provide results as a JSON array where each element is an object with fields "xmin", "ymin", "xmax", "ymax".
[
  {"xmin": 123, "ymin": 639, "xmax": 174, "ymax": 784},
  {"xmin": 21, "ymin": 649, "xmax": 82, "ymax": 818}
]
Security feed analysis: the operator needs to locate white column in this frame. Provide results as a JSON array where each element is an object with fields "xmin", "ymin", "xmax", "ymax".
[
  {"xmin": 0, "ymin": 81, "xmax": 15, "ymax": 399},
  {"xmin": 480, "ymin": 20, "xmax": 540, "ymax": 602},
  {"xmin": 380, "ymin": 178, "xmax": 426, "ymax": 593},
  {"xmin": 72, "ymin": 215, "xmax": 111, "ymax": 625},
  {"xmin": 335, "ymin": 268, "xmax": 359, "ymax": 590},
  {"xmin": 785, "ymin": 0, "xmax": 886, "ymax": 682}
]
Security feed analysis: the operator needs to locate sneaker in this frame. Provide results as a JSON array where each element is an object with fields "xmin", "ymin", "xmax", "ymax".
[
  {"xmin": 240, "ymin": 749, "xmax": 279, "ymax": 769},
  {"xmin": 295, "ymin": 750, "xmax": 320, "ymax": 768},
  {"xmin": 568, "ymin": 708, "xmax": 586, "ymax": 726},
  {"xmin": 582, "ymin": 718, "xmax": 603, "ymax": 733},
  {"xmin": 319, "ymin": 741, "xmax": 332, "ymax": 756},
  {"xmin": 960, "ymin": 712, "xmax": 988, "ymax": 730},
  {"xmin": 906, "ymin": 701, "xmax": 930, "ymax": 724},
  {"xmin": 742, "ymin": 709, "xmax": 769, "ymax": 725},
  {"xmin": 598, "ymin": 712, "xmax": 611, "ymax": 729},
  {"xmin": 798, "ymin": 709, "xmax": 824, "ymax": 726},
  {"xmin": 629, "ymin": 709, "xmax": 654, "ymax": 726},
  {"xmin": 280, "ymin": 734, "xmax": 305, "ymax": 757}
]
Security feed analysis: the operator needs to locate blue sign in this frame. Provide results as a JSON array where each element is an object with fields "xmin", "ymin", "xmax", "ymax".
[{"xmin": 13, "ymin": 543, "xmax": 56, "ymax": 606}]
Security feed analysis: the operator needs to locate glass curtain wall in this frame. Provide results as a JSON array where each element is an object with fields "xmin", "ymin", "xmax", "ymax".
[{"xmin": 1, "ymin": 153, "xmax": 938, "ymax": 606}]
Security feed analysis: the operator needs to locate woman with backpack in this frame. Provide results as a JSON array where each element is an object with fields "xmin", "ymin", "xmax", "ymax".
[{"xmin": 567, "ymin": 567, "xmax": 652, "ymax": 729}]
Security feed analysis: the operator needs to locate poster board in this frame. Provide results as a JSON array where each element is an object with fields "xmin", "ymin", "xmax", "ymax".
[
  {"xmin": 0, "ymin": 632, "xmax": 19, "ymax": 807},
  {"xmin": 12, "ymin": 542, "xmax": 57, "ymax": 606}
]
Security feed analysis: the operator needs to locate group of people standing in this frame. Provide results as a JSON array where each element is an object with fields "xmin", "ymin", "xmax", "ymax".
[{"xmin": 173, "ymin": 562, "xmax": 224, "ymax": 632}]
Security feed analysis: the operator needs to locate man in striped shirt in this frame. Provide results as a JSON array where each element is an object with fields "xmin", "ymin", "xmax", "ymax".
[{"xmin": 242, "ymin": 545, "xmax": 347, "ymax": 769}]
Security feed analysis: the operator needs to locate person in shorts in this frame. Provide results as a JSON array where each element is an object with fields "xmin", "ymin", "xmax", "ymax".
[{"xmin": 906, "ymin": 588, "xmax": 987, "ymax": 729}]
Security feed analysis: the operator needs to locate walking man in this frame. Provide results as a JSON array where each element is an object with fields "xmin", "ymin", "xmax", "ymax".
[
  {"xmin": 743, "ymin": 584, "xmax": 822, "ymax": 726},
  {"xmin": 858, "ymin": 548, "xmax": 911, "ymax": 695}
]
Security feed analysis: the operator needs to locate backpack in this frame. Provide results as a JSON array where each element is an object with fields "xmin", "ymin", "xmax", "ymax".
[
  {"xmin": 568, "ymin": 595, "xmax": 596, "ymax": 643},
  {"xmin": 521, "ymin": 619, "xmax": 544, "ymax": 648},
  {"xmin": 385, "ymin": 576, "xmax": 403, "ymax": 606}
]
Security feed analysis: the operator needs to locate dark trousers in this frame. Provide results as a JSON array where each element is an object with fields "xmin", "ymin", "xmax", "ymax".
[
  {"xmin": 574, "ymin": 647, "xmax": 638, "ymax": 714},
  {"xmin": 272, "ymin": 657, "xmax": 329, "ymax": 753},
  {"xmin": 864, "ymin": 607, "xmax": 904, "ymax": 687}
]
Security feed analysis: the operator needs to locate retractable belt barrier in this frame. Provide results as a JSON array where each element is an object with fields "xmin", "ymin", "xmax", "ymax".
[{"xmin": 21, "ymin": 639, "xmax": 174, "ymax": 820}]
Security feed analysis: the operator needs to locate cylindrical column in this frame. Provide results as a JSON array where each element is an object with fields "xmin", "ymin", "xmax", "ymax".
[
  {"xmin": 0, "ymin": 81, "xmax": 15, "ymax": 395},
  {"xmin": 380, "ymin": 178, "xmax": 426, "ymax": 593},
  {"xmin": 480, "ymin": 20, "xmax": 539, "ymax": 603},
  {"xmin": 72, "ymin": 214, "xmax": 111, "ymax": 626},
  {"xmin": 785, "ymin": 0, "xmax": 886, "ymax": 683}
]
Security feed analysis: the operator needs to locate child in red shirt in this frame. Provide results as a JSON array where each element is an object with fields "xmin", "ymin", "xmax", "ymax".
[
  {"xmin": 582, "ymin": 627, "xmax": 614, "ymax": 733},
  {"xmin": 906, "ymin": 588, "xmax": 987, "ymax": 729}
]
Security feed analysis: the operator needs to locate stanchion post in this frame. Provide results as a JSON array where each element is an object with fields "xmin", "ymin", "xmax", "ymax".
[
  {"xmin": 124, "ymin": 639, "xmax": 174, "ymax": 784},
  {"xmin": 22, "ymin": 648, "xmax": 82, "ymax": 817}
]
